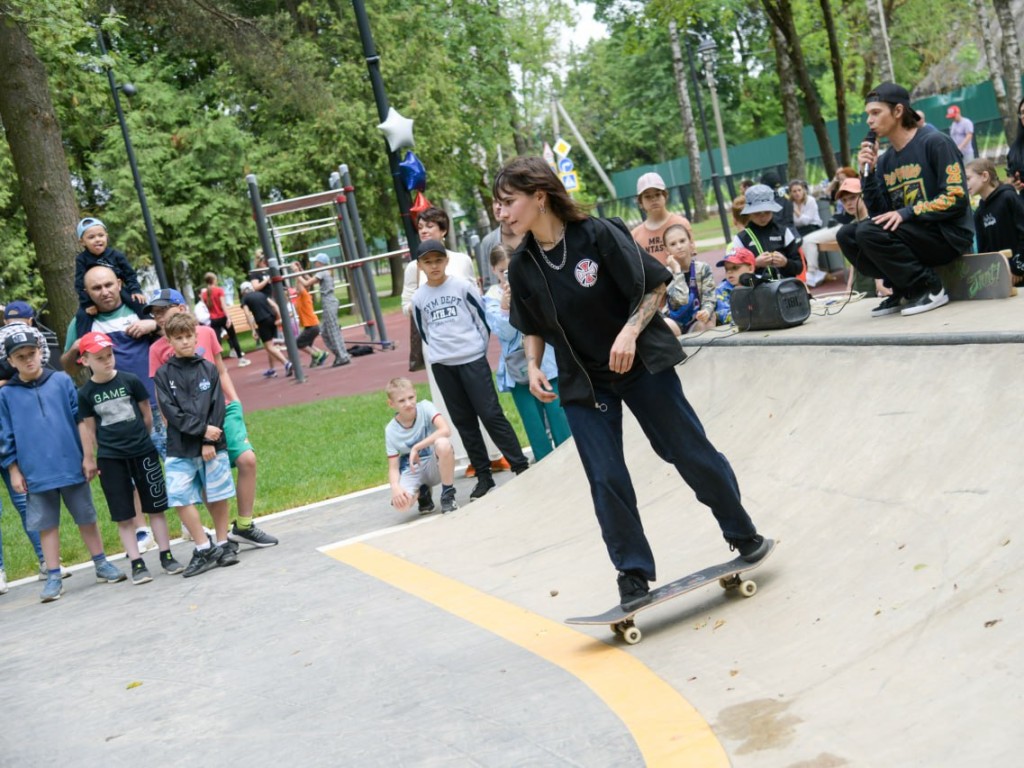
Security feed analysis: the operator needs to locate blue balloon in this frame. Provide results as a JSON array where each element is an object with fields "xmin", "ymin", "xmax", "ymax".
[{"xmin": 399, "ymin": 150, "xmax": 427, "ymax": 192}]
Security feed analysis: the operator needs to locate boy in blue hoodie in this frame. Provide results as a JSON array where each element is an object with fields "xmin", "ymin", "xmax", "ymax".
[{"xmin": 0, "ymin": 328, "xmax": 126, "ymax": 602}]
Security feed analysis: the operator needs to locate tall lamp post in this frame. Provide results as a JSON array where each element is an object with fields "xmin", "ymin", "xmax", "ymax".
[
  {"xmin": 350, "ymin": 0, "xmax": 420, "ymax": 252},
  {"xmin": 697, "ymin": 35, "xmax": 736, "ymax": 200},
  {"xmin": 95, "ymin": 28, "xmax": 168, "ymax": 288},
  {"xmin": 684, "ymin": 36, "xmax": 731, "ymax": 244}
]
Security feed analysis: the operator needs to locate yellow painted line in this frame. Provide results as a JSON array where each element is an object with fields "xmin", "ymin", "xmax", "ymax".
[{"xmin": 324, "ymin": 542, "xmax": 729, "ymax": 768}]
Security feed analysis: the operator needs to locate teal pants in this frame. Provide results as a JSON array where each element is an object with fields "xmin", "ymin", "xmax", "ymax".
[{"xmin": 509, "ymin": 378, "xmax": 572, "ymax": 461}]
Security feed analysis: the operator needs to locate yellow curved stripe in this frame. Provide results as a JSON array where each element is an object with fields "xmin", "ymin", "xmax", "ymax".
[{"xmin": 325, "ymin": 542, "xmax": 729, "ymax": 767}]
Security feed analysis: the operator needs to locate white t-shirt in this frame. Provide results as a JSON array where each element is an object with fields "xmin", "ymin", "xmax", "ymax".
[{"xmin": 385, "ymin": 400, "xmax": 440, "ymax": 473}]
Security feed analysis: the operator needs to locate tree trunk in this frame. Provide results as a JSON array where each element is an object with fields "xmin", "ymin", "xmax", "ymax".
[
  {"xmin": 0, "ymin": 14, "xmax": 79, "ymax": 345},
  {"xmin": 763, "ymin": 0, "xmax": 836, "ymax": 177},
  {"xmin": 993, "ymin": 0, "xmax": 1022, "ymax": 113},
  {"xmin": 819, "ymin": 0, "xmax": 850, "ymax": 164},
  {"xmin": 772, "ymin": 24, "xmax": 806, "ymax": 181},
  {"xmin": 973, "ymin": 0, "xmax": 1015, "ymax": 143},
  {"xmin": 668, "ymin": 20, "xmax": 707, "ymax": 221},
  {"xmin": 864, "ymin": 0, "xmax": 894, "ymax": 84}
]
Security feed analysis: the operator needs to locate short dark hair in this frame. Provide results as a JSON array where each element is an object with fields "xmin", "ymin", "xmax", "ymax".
[
  {"xmin": 493, "ymin": 156, "xmax": 589, "ymax": 223},
  {"xmin": 418, "ymin": 207, "xmax": 450, "ymax": 234},
  {"xmin": 164, "ymin": 311, "xmax": 197, "ymax": 338}
]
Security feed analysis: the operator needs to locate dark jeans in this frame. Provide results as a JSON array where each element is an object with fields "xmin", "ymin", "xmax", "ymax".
[
  {"xmin": 210, "ymin": 316, "xmax": 243, "ymax": 358},
  {"xmin": 431, "ymin": 357, "xmax": 529, "ymax": 475},
  {"xmin": 562, "ymin": 367, "xmax": 757, "ymax": 582},
  {"xmin": 836, "ymin": 218, "xmax": 962, "ymax": 295}
]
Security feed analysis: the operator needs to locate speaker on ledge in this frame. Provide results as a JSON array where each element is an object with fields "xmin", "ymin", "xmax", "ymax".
[{"xmin": 731, "ymin": 276, "xmax": 810, "ymax": 331}]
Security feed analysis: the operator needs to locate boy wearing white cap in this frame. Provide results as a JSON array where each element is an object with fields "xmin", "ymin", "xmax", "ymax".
[
  {"xmin": 74, "ymin": 217, "xmax": 146, "ymax": 315},
  {"xmin": 630, "ymin": 172, "xmax": 693, "ymax": 265}
]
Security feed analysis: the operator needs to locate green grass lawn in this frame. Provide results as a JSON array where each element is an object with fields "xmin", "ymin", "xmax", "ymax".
[{"xmin": 0, "ymin": 381, "xmax": 526, "ymax": 581}]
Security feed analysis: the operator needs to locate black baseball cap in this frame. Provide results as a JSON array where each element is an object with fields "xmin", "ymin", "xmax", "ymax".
[
  {"xmin": 415, "ymin": 239, "xmax": 447, "ymax": 260},
  {"xmin": 866, "ymin": 82, "xmax": 912, "ymax": 110},
  {"xmin": 3, "ymin": 329, "xmax": 39, "ymax": 356}
]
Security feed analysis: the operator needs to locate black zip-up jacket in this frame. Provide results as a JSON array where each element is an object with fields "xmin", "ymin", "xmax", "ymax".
[
  {"xmin": 508, "ymin": 216, "xmax": 683, "ymax": 408},
  {"xmin": 153, "ymin": 354, "xmax": 226, "ymax": 458},
  {"xmin": 974, "ymin": 183, "xmax": 1024, "ymax": 275}
]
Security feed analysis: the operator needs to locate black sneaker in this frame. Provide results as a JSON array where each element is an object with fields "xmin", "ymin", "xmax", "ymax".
[
  {"xmin": 182, "ymin": 547, "xmax": 221, "ymax": 578},
  {"xmin": 728, "ymin": 534, "xmax": 770, "ymax": 563},
  {"xmin": 217, "ymin": 542, "xmax": 239, "ymax": 568},
  {"xmin": 161, "ymin": 553, "xmax": 185, "ymax": 576},
  {"xmin": 228, "ymin": 521, "xmax": 279, "ymax": 548},
  {"xmin": 870, "ymin": 294, "xmax": 904, "ymax": 317},
  {"xmin": 469, "ymin": 475, "xmax": 496, "ymax": 501},
  {"xmin": 617, "ymin": 571, "xmax": 650, "ymax": 609},
  {"xmin": 131, "ymin": 560, "xmax": 153, "ymax": 586},
  {"xmin": 440, "ymin": 486, "xmax": 458, "ymax": 514},
  {"xmin": 900, "ymin": 284, "xmax": 949, "ymax": 316},
  {"xmin": 512, "ymin": 462, "xmax": 530, "ymax": 475},
  {"xmin": 417, "ymin": 484, "xmax": 435, "ymax": 514}
]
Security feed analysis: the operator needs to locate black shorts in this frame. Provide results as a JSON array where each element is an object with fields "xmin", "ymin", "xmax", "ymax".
[
  {"xmin": 255, "ymin": 318, "xmax": 278, "ymax": 343},
  {"xmin": 296, "ymin": 325, "xmax": 321, "ymax": 348},
  {"xmin": 97, "ymin": 450, "xmax": 169, "ymax": 522}
]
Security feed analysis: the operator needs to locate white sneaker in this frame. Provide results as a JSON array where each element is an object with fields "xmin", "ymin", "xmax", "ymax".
[
  {"xmin": 136, "ymin": 526, "xmax": 156, "ymax": 553},
  {"xmin": 0, "ymin": 569, "xmax": 8, "ymax": 595},
  {"xmin": 237, "ymin": 358, "xmax": 252, "ymax": 367}
]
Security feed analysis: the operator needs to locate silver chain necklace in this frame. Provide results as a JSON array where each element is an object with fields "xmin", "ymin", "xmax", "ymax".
[{"xmin": 533, "ymin": 225, "xmax": 567, "ymax": 270}]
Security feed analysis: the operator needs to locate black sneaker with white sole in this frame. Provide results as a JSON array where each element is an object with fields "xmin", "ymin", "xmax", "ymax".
[
  {"xmin": 900, "ymin": 285, "xmax": 949, "ymax": 316},
  {"xmin": 617, "ymin": 570, "xmax": 651, "ymax": 609},
  {"xmin": 182, "ymin": 546, "xmax": 222, "ymax": 578},
  {"xmin": 228, "ymin": 521, "xmax": 279, "ymax": 548},
  {"xmin": 469, "ymin": 475, "xmax": 496, "ymax": 501},
  {"xmin": 870, "ymin": 294, "xmax": 904, "ymax": 317},
  {"xmin": 728, "ymin": 534, "xmax": 771, "ymax": 563},
  {"xmin": 417, "ymin": 484, "xmax": 435, "ymax": 514}
]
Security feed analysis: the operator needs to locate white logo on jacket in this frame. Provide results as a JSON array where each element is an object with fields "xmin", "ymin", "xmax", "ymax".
[{"xmin": 574, "ymin": 259, "xmax": 599, "ymax": 287}]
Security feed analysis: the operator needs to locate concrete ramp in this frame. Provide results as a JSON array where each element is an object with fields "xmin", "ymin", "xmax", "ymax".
[{"xmin": 351, "ymin": 338, "xmax": 1023, "ymax": 765}]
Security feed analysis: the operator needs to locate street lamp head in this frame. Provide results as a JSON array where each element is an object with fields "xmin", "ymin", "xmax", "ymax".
[
  {"xmin": 697, "ymin": 35, "xmax": 716, "ymax": 58},
  {"xmin": 119, "ymin": 82, "xmax": 137, "ymax": 97}
]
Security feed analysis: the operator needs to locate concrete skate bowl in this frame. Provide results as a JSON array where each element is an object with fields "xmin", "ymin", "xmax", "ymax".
[{"xmin": 333, "ymin": 339, "xmax": 1023, "ymax": 766}]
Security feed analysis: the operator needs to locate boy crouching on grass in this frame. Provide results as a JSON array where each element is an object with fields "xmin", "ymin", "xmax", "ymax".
[
  {"xmin": 385, "ymin": 377, "xmax": 458, "ymax": 515},
  {"xmin": 0, "ymin": 328, "xmax": 125, "ymax": 602},
  {"xmin": 77, "ymin": 331, "xmax": 183, "ymax": 584},
  {"xmin": 154, "ymin": 312, "xmax": 238, "ymax": 578}
]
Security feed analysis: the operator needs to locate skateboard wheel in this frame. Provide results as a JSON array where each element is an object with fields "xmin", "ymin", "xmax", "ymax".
[
  {"xmin": 622, "ymin": 626, "xmax": 642, "ymax": 644},
  {"xmin": 739, "ymin": 580, "xmax": 757, "ymax": 597}
]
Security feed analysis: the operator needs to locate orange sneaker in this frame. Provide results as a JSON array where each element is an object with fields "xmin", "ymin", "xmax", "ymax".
[
  {"xmin": 464, "ymin": 464, "xmax": 476, "ymax": 478},
  {"xmin": 491, "ymin": 457, "xmax": 512, "ymax": 473}
]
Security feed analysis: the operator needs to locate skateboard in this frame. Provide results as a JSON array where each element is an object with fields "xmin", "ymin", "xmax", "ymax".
[
  {"xmin": 936, "ymin": 250, "xmax": 1015, "ymax": 301},
  {"xmin": 566, "ymin": 539, "xmax": 776, "ymax": 645}
]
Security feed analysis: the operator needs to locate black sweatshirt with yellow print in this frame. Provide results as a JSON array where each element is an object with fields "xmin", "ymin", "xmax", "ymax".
[{"xmin": 863, "ymin": 127, "xmax": 975, "ymax": 251}]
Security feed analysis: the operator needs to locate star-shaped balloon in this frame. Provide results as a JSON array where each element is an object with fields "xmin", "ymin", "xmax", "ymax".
[
  {"xmin": 377, "ymin": 107, "xmax": 415, "ymax": 152},
  {"xmin": 409, "ymin": 191, "xmax": 433, "ymax": 221},
  {"xmin": 399, "ymin": 151, "xmax": 427, "ymax": 192}
]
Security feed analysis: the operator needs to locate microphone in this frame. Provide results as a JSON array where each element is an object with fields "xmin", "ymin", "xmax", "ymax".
[{"xmin": 862, "ymin": 130, "xmax": 877, "ymax": 178}]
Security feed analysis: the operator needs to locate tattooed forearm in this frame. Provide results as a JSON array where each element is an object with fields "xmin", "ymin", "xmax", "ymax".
[{"xmin": 625, "ymin": 286, "xmax": 667, "ymax": 330}]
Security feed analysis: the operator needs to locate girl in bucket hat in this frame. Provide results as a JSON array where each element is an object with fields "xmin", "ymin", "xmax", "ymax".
[{"xmin": 730, "ymin": 184, "xmax": 805, "ymax": 282}]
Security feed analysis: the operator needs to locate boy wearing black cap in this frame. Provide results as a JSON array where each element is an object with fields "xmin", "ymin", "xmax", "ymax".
[
  {"xmin": 0, "ymin": 329, "xmax": 126, "ymax": 602},
  {"xmin": 411, "ymin": 240, "xmax": 529, "ymax": 500},
  {"xmin": 837, "ymin": 82, "xmax": 974, "ymax": 317}
]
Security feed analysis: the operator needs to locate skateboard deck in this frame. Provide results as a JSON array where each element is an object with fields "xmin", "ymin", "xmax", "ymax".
[
  {"xmin": 936, "ymin": 251, "xmax": 1015, "ymax": 301},
  {"xmin": 566, "ymin": 539, "xmax": 776, "ymax": 644}
]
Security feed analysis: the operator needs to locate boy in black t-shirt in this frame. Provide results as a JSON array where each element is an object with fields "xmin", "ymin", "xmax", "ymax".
[
  {"xmin": 239, "ymin": 281, "xmax": 291, "ymax": 377},
  {"xmin": 77, "ymin": 331, "xmax": 183, "ymax": 583}
]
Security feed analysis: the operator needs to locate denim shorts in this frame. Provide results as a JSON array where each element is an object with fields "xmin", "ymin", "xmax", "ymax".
[
  {"xmin": 26, "ymin": 482, "xmax": 98, "ymax": 531},
  {"xmin": 165, "ymin": 452, "xmax": 235, "ymax": 507}
]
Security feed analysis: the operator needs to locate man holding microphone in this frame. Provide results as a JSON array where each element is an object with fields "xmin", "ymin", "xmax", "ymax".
[{"xmin": 836, "ymin": 82, "xmax": 974, "ymax": 317}]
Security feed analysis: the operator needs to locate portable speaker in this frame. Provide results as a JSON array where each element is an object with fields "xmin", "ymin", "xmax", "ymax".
[{"xmin": 731, "ymin": 278, "xmax": 810, "ymax": 331}]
